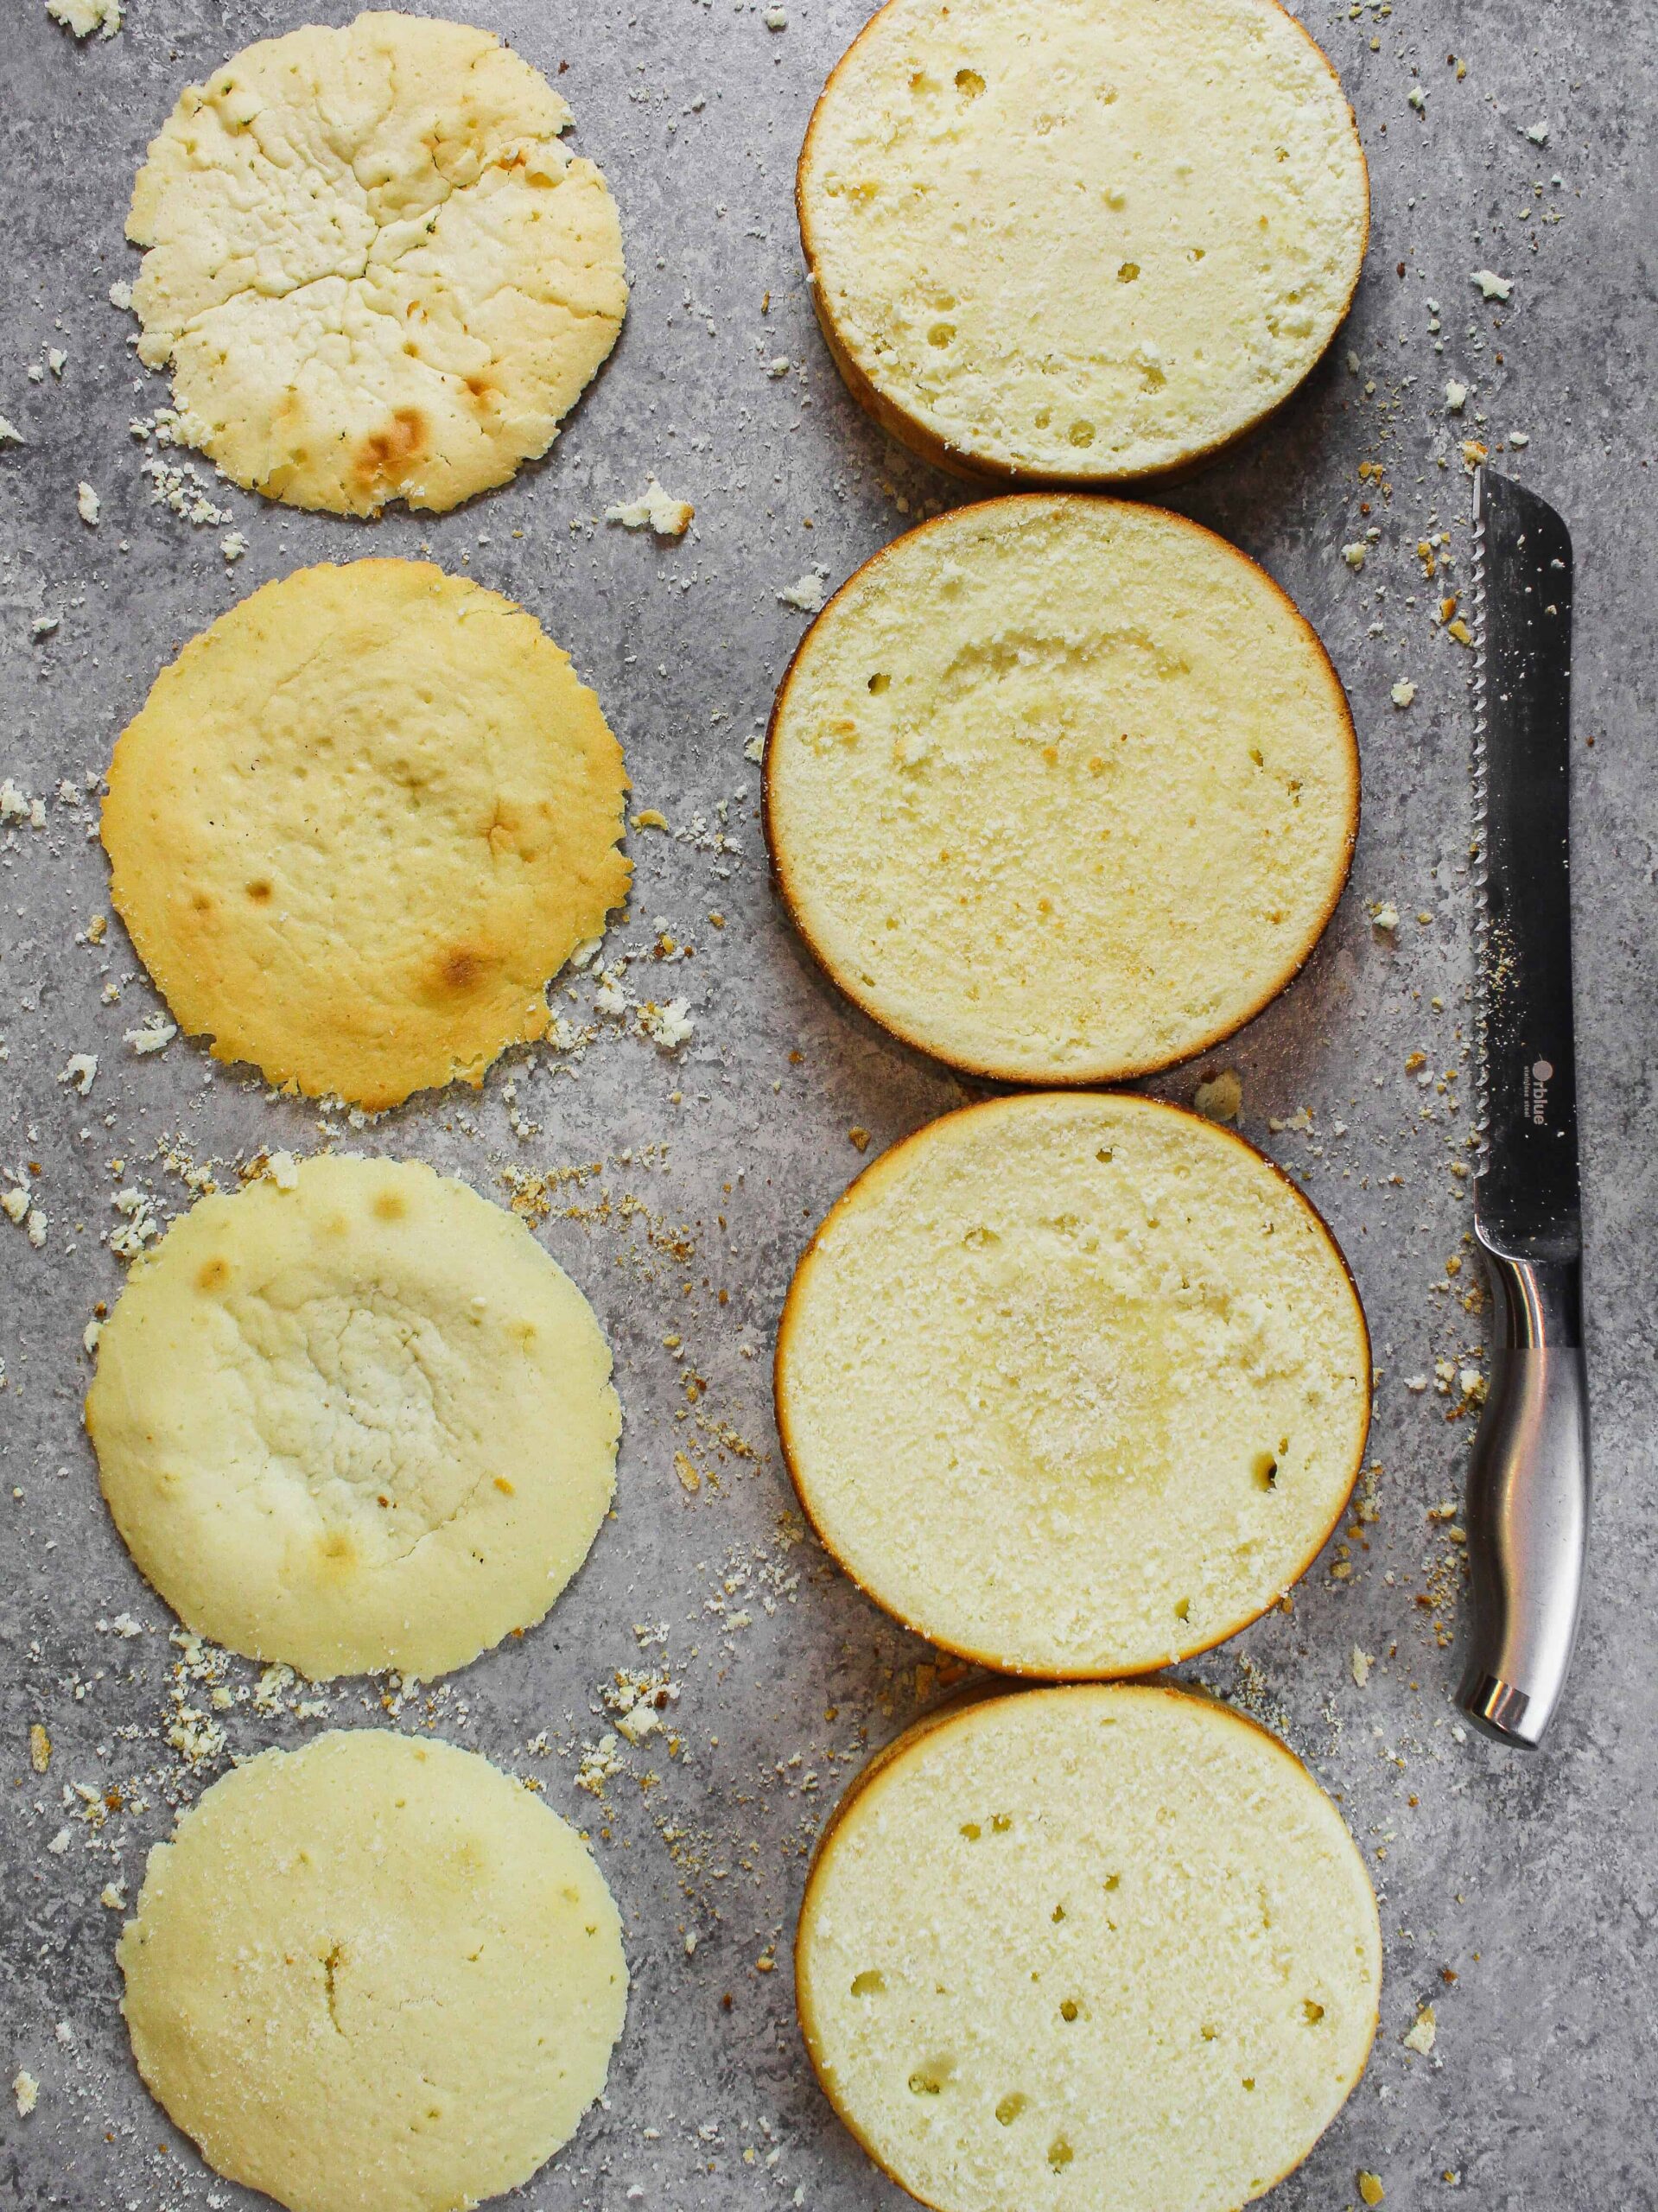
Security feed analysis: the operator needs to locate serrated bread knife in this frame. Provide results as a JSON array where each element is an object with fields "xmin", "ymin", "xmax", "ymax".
[{"xmin": 1458, "ymin": 467, "xmax": 1590, "ymax": 1749}]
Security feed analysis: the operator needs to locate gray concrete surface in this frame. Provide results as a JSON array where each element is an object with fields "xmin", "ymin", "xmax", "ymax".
[{"xmin": 2, "ymin": 0, "xmax": 1655, "ymax": 2206}]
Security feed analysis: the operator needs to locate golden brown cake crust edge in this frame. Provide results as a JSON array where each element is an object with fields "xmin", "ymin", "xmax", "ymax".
[
  {"xmin": 793, "ymin": 1679, "xmax": 1383, "ymax": 2212},
  {"xmin": 795, "ymin": 0, "xmax": 1371, "ymax": 491},
  {"xmin": 772, "ymin": 1090, "xmax": 1373, "ymax": 1679},
  {"xmin": 762, "ymin": 493, "xmax": 1362, "ymax": 1088}
]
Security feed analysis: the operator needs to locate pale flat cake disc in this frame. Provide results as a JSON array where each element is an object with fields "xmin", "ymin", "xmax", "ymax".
[
  {"xmin": 86, "ymin": 1154, "xmax": 621, "ymax": 1681},
  {"xmin": 797, "ymin": 1684, "xmax": 1381, "ymax": 2212},
  {"xmin": 101, "ymin": 559, "xmax": 631, "ymax": 1111},
  {"xmin": 126, "ymin": 11, "xmax": 627, "ymax": 516},
  {"xmin": 119, "ymin": 1730, "xmax": 628, "ymax": 2212}
]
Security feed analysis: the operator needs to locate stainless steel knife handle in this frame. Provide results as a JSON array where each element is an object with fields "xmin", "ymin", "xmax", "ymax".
[{"xmin": 1458, "ymin": 1249, "xmax": 1590, "ymax": 1748}]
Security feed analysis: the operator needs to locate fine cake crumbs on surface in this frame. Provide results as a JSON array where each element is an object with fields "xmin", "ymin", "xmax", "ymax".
[
  {"xmin": 606, "ymin": 478, "xmax": 696, "ymax": 539},
  {"xmin": 0, "ymin": 777, "xmax": 48, "ymax": 827}
]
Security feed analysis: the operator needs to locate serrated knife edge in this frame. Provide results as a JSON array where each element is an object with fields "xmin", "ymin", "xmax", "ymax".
[{"xmin": 1471, "ymin": 469, "xmax": 1492, "ymax": 1168}]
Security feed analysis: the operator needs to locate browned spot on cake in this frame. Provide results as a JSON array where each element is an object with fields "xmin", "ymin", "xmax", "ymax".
[
  {"xmin": 245, "ymin": 879, "xmax": 273, "ymax": 903},
  {"xmin": 316, "ymin": 1529, "xmax": 358, "ymax": 1571},
  {"xmin": 372, "ymin": 1189, "xmax": 407, "ymax": 1224},
  {"xmin": 352, "ymin": 406, "xmax": 429, "ymax": 492},
  {"xmin": 196, "ymin": 1255, "xmax": 230, "ymax": 1293},
  {"xmin": 436, "ymin": 944, "xmax": 492, "ymax": 995}
]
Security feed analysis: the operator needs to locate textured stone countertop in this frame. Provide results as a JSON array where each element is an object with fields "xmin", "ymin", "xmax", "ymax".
[{"xmin": 3, "ymin": 1, "xmax": 1655, "ymax": 2208}]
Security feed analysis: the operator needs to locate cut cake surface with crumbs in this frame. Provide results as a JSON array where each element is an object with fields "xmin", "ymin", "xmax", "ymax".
[
  {"xmin": 798, "ymin": 0, "xmax": 1368, "ymax": 484},
  {"xmin": 797, "ymin": 1683, "xmax": 1382, "ymax": 2212},
  {"xmin": 765, "ymin": 496, "xmax": 1358, "ymax": 1085},
  {"xmin": 777, "ymin": 1092, "xmax": 1370, "ymax": 1675}
]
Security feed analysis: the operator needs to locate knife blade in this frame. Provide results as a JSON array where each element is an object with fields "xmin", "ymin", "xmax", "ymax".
[{"xmin": 1458, "ymin": 466, "xmax": 1591, "ymax": 1749}]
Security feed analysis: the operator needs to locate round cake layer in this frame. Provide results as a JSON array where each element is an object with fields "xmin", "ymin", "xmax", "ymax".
[
  {"xmin": 87, "ymin": 1154, "xmax": 620, "ymax": 1680},
  {"xmin": 119, "ymin": 1731, "xmax": 627, "ymax": 2212},
  {"xmin": 776, "ymin": 1093, "xmax": 1369, "ymax": 1675},
  {"xmin": 797, "ymin": 1683, "xmax": 1381, "ymax": 2212},
  {"xmin": 765, "ymin": 496, "xmax": 1357, "ymax": 1084},
  {"xmin": 126, "ymin": 12, "xmax": 626, "ymax": 515},
  {"xmin": 101, "ymin": 559, "xmax": 630, "ymax": 1109},
  {"xmin": 798, "ymin": 0, "xmax": 1367, "ymax": 483}
]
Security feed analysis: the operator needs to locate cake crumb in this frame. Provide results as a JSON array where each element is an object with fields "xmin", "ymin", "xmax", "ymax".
[
  {"xmin": 778, "ymin": 571, "xmax": 827, "ymax": 614},
  {"xmin": 11, "ymin": 2071, "xmax": 38, "ymax": 2118},
  {"xmin": 125, "ymin": 1012, "xmax": 177, "ymax": 1055},
  {"xmin": 1192, "ymin": 1070, "xmax": 1242, "ymax": 1126},
  {"xmin": 46, "ymin": 0, "xmax": 122, "ymax": 35},
  {"xmin": 607, "ymin": 478, "xmax": 695, "ymax": 539}
]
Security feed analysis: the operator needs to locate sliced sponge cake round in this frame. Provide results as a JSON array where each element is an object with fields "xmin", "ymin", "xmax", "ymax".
[
  {"xmin": 797, "ymin": 1682, "xmax": 1381, "ymax": 2212},
  {"xmin": 798, "ymin": 0, "xmax": 1368, "ymax": 485},
  {"xmin": 776, "ymin": 1092, "xmax": 1370, "ymax": 1676},
  {"xmin": 765, "ymin": 495, "xmax": 1357, "ymax": 1085}
]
